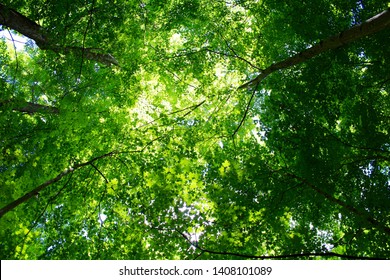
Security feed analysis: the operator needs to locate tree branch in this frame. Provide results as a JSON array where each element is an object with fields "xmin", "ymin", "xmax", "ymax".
[
  {"xmin": 16, "ymin": 172, "xmax": 74, "ymax": 252},
  {"xmin": 0, "ymin": 132, "xmax": 169, "ymax": 219},
  {"xmin": 0, "ymin": 151, "xmax": 116, "ymax": 218},
  {"xmin": 0, "ymin": 3, "xmax": 47, "ymax": 47},
  {"xmin": 232, "ymin": 83, "xmax": 259, "ymax": 138},
  {"xmin": 0, "ymin": 99, "xmax": 60, "ymax": 114},
  {"xmin": 239, "ymin": 8, "xmax": 390, "ymax": 89},
  {"xmin": 285, "ymin": 172, "xmax": 390, "ymax": 236},
  {"xmin": 90, "ymin": 162, "xmax": 109, "ymax": 183},
  {"xmin": 0, "ymin": 3, "xmax": 119, "ymax": 66},
  {"xmin": 196, "ymin": 248, "xmax": 386, "ymax": 260},
  {"xmin": 15, "ymin": 102, "xmax": 59, "ymax": 114},
  {"xmin": 174, "ymin": 228, "xmax": 384, "ymax": 260}
]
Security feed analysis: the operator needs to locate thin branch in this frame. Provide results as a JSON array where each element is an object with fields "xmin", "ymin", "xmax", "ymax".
[
  {"xmin": 135, "ymin": 100, "xmax": 206, "ymax": 130},
  {"xmin": 204, "ymin": 47, "xmax": 260, "ymax": 70},
  {"xmin": 320, "ymin": 123, "xmax": 389, "ymax": 154},
  {"xmin": 196, "ymin": 248, "xmax": 386, "ymax": 260},
  {"xmin": 221, "ymin": 34, "xmax": 261, "ymax": 70},
  {"xmin": 285, "ymin": 172, "xmax": 390, "ymax": 236},
  {"xmin": 6, "ymin": 28, "xmax": 19, "ymax": 90},
  {"xmin": 174, "ymin": 228, "xmax": 384, "ymax": 260},
  {"xmin": 232, "ymin": 82, "xmax": 259, "ymax": 138},
  {"xmin": 181, "ymin": 99, "xmax": 206, "ymax": 118},
  {"xmin": 205, "ymin": 91, "xmax": 232, "ymax": 124},
  {"xmin": 0, "ymin": 132, "xmax": 174, "ymax": 219},
  {"xmin": 90, "ymin": 162, "xmax": 109, "ymax": 183},
  {"xmin": 78, "ymin": 0, "xmax": 96, "ymax": 78}
]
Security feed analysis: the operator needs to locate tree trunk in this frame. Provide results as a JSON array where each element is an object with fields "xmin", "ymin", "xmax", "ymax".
[
  {"xmin": 239, "ymin": 8, "xmax": 390, "ymax": 89},
  {"xmin": 0, "ymin": 99, "xmax": 59, "ymax": 114},
  {"xmin": 0, "ymin": 151, "xmax": 115, "ymax": 218},
  {"xmin": 15, "ymin": 102, "xmax": 60, "ymax": 114},
  {"xmin": 0, "ymin": 3, "xmax": 119, "ymax": 66}
]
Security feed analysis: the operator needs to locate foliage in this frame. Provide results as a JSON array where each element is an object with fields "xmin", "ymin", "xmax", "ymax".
[{"xmin": 0, "ymin": 0, "xmax": 389, "ymax": 259}]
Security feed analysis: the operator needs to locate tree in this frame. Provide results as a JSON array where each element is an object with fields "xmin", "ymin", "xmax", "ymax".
[
  {"xmin": 0, "ymin": 3, "xmax": 119, "ymax": 66},
  {"xmin": 238, "ymin": 7, "xmax": 390, "ymax": 89},
  {"xmin": 0, "ymin": 0, "xmax": 389, "ymax": 260}
]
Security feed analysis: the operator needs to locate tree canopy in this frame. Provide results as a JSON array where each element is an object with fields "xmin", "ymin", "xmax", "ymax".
[{"xmin": 0, "ymin": 0, "xmax": 389, "ymax": 260}]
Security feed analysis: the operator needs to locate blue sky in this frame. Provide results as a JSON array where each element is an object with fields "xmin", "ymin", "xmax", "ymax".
[{"xmin": 0, "ymin": 29, "xmax": 27, "ymax": 51}]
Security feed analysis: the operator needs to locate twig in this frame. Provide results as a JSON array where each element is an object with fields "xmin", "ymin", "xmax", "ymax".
[{"xmin": 232, "ymin": 82, "xmax": 259, "ymax": 138}]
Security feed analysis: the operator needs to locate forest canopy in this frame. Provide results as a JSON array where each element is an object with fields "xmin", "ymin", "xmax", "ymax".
[{"xmin": 0, "ymin": 0, "xmax": 389, "ymax": 260}]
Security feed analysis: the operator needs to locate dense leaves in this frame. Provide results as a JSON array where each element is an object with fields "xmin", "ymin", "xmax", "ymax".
[{"xmin": 0, "ymin": 0, "xmax": 389, "ymax": 259}]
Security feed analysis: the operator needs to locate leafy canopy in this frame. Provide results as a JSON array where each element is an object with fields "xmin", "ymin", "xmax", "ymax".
[{"xmin": 0, "ymin": 0, "xmax": 389, "ymax": 259}]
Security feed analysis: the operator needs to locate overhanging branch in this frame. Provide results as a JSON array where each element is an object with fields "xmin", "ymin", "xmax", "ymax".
[
  {"xmin": 239, "ymin": 8, "xmax": 390, "ymax": 89},
  {"xmin": 0, "ymin": 99, "xmax": 60, "ymax": 114},
  {"xmin": 0, "ymin": 151, "xmax": 116, "ymax": 218},
  {"xmin": 0, "ymin": 3, "xmax": 119, "ymax": 66}
]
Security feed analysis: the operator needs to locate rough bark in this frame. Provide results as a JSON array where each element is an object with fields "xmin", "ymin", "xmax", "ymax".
[
  {"xmin": 239, "ymin": 8, "xmax": 390, "ymax": 89},
  {"xmin": 0, "ymin": 3, "xmax": 119, "ymax": 66}
]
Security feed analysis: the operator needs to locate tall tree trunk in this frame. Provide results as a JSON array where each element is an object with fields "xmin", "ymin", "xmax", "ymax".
[
  {"xmin": 239, "ymin": 8, "xmax": 390, "ymax": 89},
  {"xmin": 0, "ymin": 3, "xmax": 119, "ymax": 66}
]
